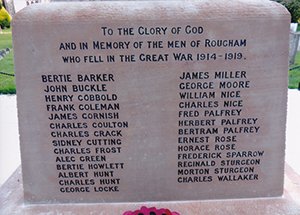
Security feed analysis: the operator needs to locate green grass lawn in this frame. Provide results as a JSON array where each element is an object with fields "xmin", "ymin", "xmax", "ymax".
[
  {"xmin": 289, "ymin": 52, "xmax": 300, "ymax": 89},
  {"xmin": 0, "ymin": 28, "xmax": 15, "ymax": 94}
]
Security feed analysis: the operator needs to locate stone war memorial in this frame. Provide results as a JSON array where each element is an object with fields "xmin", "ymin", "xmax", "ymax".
[{"xmin": 1, "ymin": 0, "xmax": 300, "ymax": 214}]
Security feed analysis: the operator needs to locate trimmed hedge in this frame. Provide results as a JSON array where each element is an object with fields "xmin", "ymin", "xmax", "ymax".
[{"xmin": 0, "ymin": 3, "xmax": 11, "ymax": 29}]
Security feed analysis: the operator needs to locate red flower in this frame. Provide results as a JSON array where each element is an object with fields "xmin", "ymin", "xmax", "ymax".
[{"xmin": 123, "ymin": 206, "xmax": 180, "ymax": 215}]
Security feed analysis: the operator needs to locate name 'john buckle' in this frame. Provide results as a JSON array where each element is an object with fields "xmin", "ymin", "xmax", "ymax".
[{"xmin": 72, "ymin": 84, "xmax": 107, "ymax": 92}]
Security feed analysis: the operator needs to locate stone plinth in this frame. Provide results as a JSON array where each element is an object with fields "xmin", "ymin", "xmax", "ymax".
[{"xmin": 0, "ymin": 164, "xmax": 300, "ymax": 214}]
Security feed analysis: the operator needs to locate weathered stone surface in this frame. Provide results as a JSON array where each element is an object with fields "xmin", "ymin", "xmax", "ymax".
[{"xmin": 12, "ymin": 0, "xmax": 290, "ymax": 204}]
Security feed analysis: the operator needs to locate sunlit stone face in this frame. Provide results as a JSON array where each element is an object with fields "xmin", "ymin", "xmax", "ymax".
[{"xmin": 12, "ymin": 0, "xmax": 290, "ymax": 203}]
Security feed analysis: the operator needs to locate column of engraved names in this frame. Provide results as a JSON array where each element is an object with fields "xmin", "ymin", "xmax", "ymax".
[
  {"xmin": 177, "ymin": 71, "xmax": 218, "ymax": 184},
  {"xmin": 42, "ymin": 74, "xmax": 90, "ymax": 194},
  {"xmin": 41, "ymin": 73, "xmax": 127, "ymax": 194},
  {"xmin": 213, "ymin": 71, "xmax": 263, "ymax": 182},
  {"xmin": 77, "ymin": 73, "xmax": 127, "ymax": 193},
  {"xmin": 176, "ymin": 70, "xmax": 264, "ymax": 184}
]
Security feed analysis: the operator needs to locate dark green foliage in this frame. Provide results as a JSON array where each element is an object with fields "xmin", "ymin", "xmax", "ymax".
[
  {"xmin": 0, "ymin": 19, "xmax": 10, "ymax": 28},
  {"xmin": 274, "ymin": 0, "xmax": 300, "ymax": 23}
]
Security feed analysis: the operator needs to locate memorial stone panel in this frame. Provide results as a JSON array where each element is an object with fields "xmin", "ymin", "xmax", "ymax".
[{"xmin": 12, "ymin": 0, "xmax": 290, "ymax": 203}]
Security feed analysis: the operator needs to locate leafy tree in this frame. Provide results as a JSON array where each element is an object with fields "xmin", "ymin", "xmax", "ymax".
[{"xmin": 273, "ymin": 0, "xmax": 300, "ymax": 22}]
